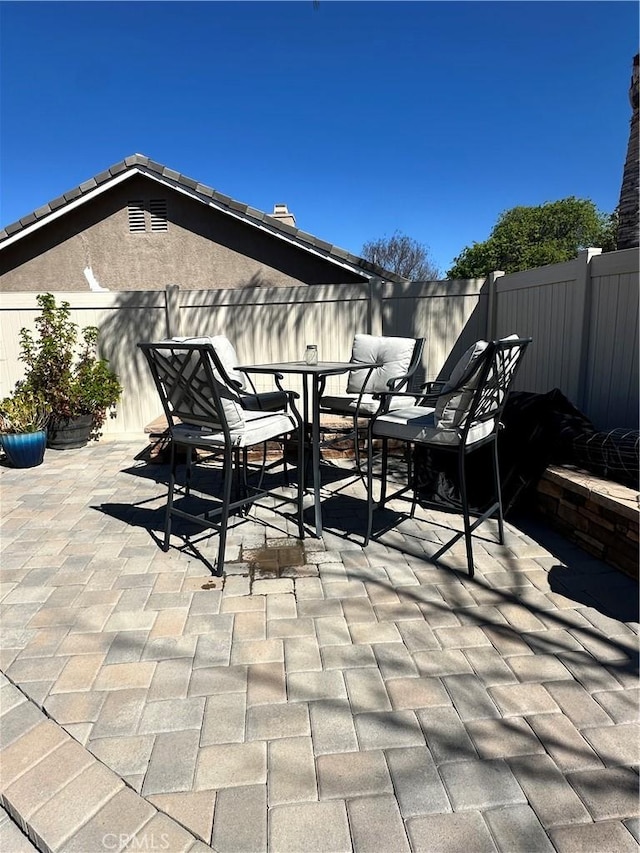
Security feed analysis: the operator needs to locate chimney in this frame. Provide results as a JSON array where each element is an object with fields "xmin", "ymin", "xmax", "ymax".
[{"xmin": 271, "ymin": 203, "xmax": 296, "ymax": 227}]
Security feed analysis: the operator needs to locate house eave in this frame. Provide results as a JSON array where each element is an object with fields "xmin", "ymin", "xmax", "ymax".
[
  {"xmin": 0, "ymin": 170, "xmax": 139, "ymax": 249},
  {"xmin": 0, "ymin": 157, "xmax": 405, "ymax": 284}
]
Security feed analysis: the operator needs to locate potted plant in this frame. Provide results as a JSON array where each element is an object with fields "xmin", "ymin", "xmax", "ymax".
[
  {"xmin": 0, "ymin": 388, "xmax": 50, "ymax": 467},
  {"xmin": 16, "ymin": 293, "xmax": 123, "ymax": 450}
]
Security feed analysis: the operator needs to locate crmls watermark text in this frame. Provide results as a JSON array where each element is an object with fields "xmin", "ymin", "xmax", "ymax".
[{"xmin": 102, "ymin": 833, "xmax": 170, "ymax": 851}]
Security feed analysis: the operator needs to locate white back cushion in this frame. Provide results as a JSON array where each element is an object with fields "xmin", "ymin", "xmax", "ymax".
[
  {"xmin": 433, "ymin": 335, "xmax": 520, "ymax": 430},
  {"xmin": 172, "ymin": 336, "xmax": 246, "ymax": 390},
  {"xmin": 346, "ymin": 335, "xmax": 416, "ymax": 394},
  {"xmin": 434, "ymin": 340, "xmax": 488, "ymax": 429},
  {"xmin": 168, "ymin": 337, "xmax": 245, "ymax": 429}
]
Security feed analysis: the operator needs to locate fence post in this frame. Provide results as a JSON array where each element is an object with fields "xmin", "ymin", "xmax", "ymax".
[
  {"xmin": 165, "ymin": 284, "xmax": 181, "ymax": 338},
  {"xmin": 575, "ymin": 247, "xmax": 602, "ymax": 412},
  {"xmin": 368, "ymin": 277, "xmax": 384, "ymax": 336},
  {"xmin": 487, "ymin": 271, "xmax": 504, "ymax": 340}
]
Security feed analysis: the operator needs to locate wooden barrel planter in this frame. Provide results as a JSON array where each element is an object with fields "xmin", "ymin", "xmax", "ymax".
[{"xmin": 47, "ymin": 415, "xmax": 93, "ymax": 450}]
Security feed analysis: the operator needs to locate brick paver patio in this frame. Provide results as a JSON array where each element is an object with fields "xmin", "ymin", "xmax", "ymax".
[{"xmin": 0, "ymin": 440, "xmax": 638, "ymax": 852}]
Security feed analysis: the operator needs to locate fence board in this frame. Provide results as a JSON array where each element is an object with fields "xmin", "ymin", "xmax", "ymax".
[
  {"xmin": 586, "ymin": 267, "xmax": 639, "ymax": 428},
  {"xmin": 495, "ymin": 264, "xmax": 584, "ymax": 401}
]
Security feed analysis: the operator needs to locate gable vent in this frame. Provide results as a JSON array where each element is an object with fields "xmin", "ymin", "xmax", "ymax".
[
  {"xmin": 128, "ymin": 201, "xmax": 146, "ymax": 232},
  {"xmin": 150, "ymin": 199, "xmax": 168, "ymax": 232}
]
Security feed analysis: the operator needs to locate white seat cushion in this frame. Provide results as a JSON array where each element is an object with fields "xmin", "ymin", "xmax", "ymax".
[
  {"xmin": 173, "ymin": 410, "xmax": 296, "ymax": 448},
  {"xmin": 372, "ymin": 406, "xmax": 494, "ymax": 447},
  {"xmin": 320, "ymin": 393, "xmax": 417, "ymax": 416},
  {"xmin": 346, "ymin": 335, "xmax": 416, "ymax": 394}
]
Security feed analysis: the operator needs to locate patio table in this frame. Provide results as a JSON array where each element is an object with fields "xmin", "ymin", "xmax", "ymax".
[{"xmin": 238, "ymin": 360, "xmax": 376, "ymax": 536}]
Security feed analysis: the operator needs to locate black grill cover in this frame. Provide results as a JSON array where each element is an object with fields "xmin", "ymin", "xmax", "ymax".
[{"xmin": 413, "ymin": 389, "xmax": 638, "ymax": 516}]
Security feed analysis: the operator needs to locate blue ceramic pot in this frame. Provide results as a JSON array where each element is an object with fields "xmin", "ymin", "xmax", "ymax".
[{"xmin": 0, "ymin": 430, "xmax": 47, "ymax": 468}]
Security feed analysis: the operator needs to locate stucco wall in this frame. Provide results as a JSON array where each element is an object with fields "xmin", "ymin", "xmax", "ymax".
[{"xmin": 0, "ymin": 177, "xmax": 364, "ymax": 291}]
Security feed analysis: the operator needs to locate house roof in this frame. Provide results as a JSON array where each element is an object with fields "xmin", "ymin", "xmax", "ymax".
[{"xmin": 0, "ymin": 153, "xmax": 407, "ymax": 284}]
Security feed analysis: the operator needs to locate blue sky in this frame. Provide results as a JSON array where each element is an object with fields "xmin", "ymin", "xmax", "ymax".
[{"xmin": 1, "ymin": 1, "xmax": 637, "ymax": 274}]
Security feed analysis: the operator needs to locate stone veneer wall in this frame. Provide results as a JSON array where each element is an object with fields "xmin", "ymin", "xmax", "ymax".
[{"xmin": 536, "ymin": 465, "xmax": 639, "ymax": 579}]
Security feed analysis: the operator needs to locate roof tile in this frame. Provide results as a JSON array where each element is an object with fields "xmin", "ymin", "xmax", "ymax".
[
  {"xmin": 195, "ymin": 183, "xmax": 214, "ymax": 198},
  {"xmin": 79, "ymin": 180, "xmax": 97, "ymax": 193},
  {"xmin": 63, "ymin": 188, "xmax": 82, "ymax": 202},
  {"xmin": 163, "ymin": 168, "xmax": 181, "ymax": 182},
  {"xmin": 94, "ymin": 170, "xmax": 111, "ymax": 184},
  {"xmin": 276, "ymin": 221, "xmax": 297, "ymax": 235},
  {"xmin": 49, "ymin": 196, "xmax": 68, "ymax": 210},
  {"xmin": 331, "ymin": 246, "xmax": 350, "ymax": 260},
  {"xmin": 212, "ymin": 192, "xmax": 232, "ymax": 206},
  {"xmin": 294, "ymin": 229, "xmax": 315, "ymax": 243},
  {"xmin": 109, "ymin": 161, "xmax": 127, "ymax": 177}
]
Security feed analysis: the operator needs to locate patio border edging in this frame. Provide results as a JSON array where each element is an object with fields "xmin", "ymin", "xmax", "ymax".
[{"xmin": 0, "ymin": 675, "xmax": 209, "ymax": 853}]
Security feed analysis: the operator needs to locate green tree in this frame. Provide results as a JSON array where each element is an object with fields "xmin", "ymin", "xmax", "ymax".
[
  {"xmin": 447, "ymin": 198, "xmax": 617, "ymax": 279},
  {"xmin": 361, "ymin": 231, "xmax": 441, "ymax": 280}
]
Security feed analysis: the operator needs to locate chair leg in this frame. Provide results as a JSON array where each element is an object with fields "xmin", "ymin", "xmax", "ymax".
[
  {"xmin": 256, "ymin": 444, "xmax": 269, "ymax": 492},
  {"xmin": 492, "ymin": 438, "xmax": 505, "ymax": 544},
  {"xmin": 353, "ymin": 415, "xmax": 362, "ymax": 473},
  {"xmin": 380, "ymin": 437, "xmax": 389, "ymax": 505},
  {"xmin": 215, "ymin": 444, "xmax": 235, "ymax": 576},
  {"xmin": 458, "ymin": 450, "xmax": 475, "ymax": 578},
  {"xmin": 409, "ymin": 442, "xmax": 420, "ymax": 519},
  {"xmin": 364, "ymin": 425, "xmax": 378, "ymax": 546},
  {"xmin": 365, "ymin": 440, "xmax": 375, "ymax": 546},
  {"xmin": 296, "ymin": 426, "xmax": 305, "ymax": 540},
  {"xmin": 163, "ymin": 441, "xmax": 178, "ymax": 551},
  {"xmin": 185, "ymin": 446, "xmax": 193, "ymax": 496},
  {"xmin": 241, "ymin": 447, "xmax": 250, "ymax": 513},
  {"xmin": 365, "ymin": 434, "xmax": 390, "ymax": 546},
  {"xmin": 282, "ymin": 436, "xmax": 290, "ymax": 486}
]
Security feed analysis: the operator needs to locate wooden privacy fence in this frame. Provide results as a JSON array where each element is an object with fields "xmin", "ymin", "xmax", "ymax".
[{"xmin": 0, "ymin": 247, "xmax": 636, "ymax": 437}]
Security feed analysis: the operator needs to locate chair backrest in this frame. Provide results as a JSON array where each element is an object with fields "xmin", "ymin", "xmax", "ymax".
[
  {"xmin": 168, "ymin": 336, "xmax": 247, "ymax": 390},
  {"xmin": 346, "ymin": 335, "xmax": 424, "ymax": 395},
  {"xmin": 139, "ymin": 341, "xmax": 246, "ymax": 433},
  {"xmin": 435, "ymin": 336, "xmax": 531, "ymax": 435}
]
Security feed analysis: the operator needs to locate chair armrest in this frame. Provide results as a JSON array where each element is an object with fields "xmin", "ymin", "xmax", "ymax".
[
  {"xmin": 271, "ymin": 373, "xmax": 300, "ymax": 400},
  {"xmin": 238, "ymin": 369, "xmax": 259, "ymax": 396},
  {"xmin": 386, "ymin": 370, "xmax": 413, "ymax": 392},
  {"xmin": 420, "ymin": 380, "xmax": 447, "ymax": 395},
  {"xmin": 366, "ymin": 388, "xmax": 424, "ymax": 417},
  {"xmin": 373, "ymin": 389, "xmax": 424, "ymax": 400},
  {"xmin": 238, "ymin": 370, "xmax": 299, "ymax": 401},
  {"xmin": 371, "ymin": 386, "xmax": 443, "ymax": 415},
  {"xmin": 278, "ymin": 383, "xmax": 302, "ymax": 426}
]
